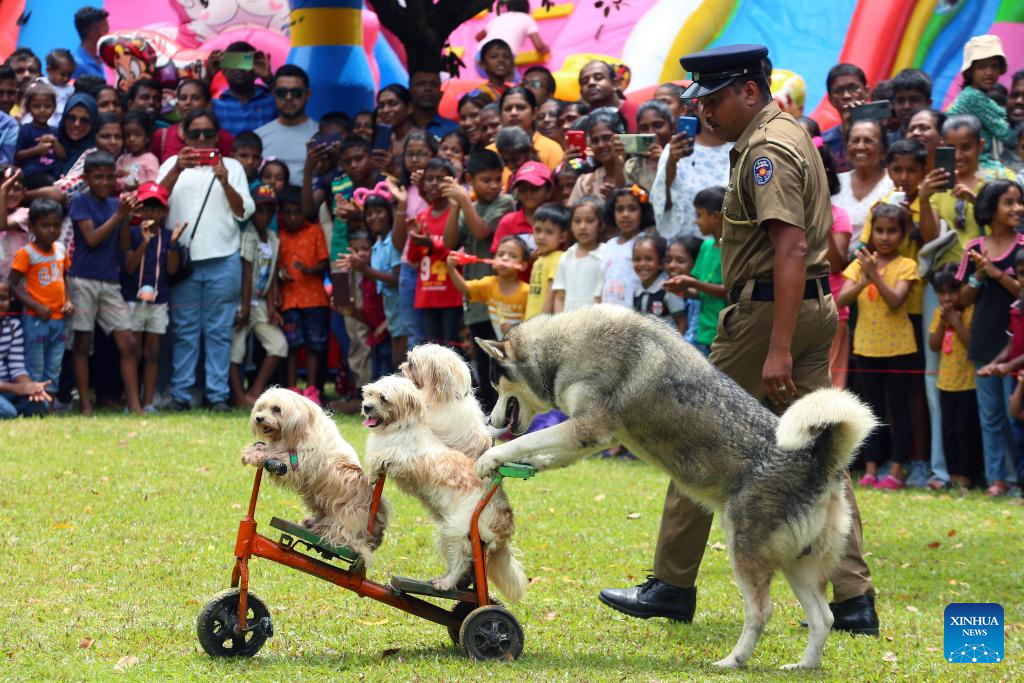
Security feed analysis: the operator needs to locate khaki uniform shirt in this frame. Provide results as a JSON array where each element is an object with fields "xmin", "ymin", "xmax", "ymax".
[{"xmin": 720, "ymin": 101, "xmax": 832, "ymax": 290}]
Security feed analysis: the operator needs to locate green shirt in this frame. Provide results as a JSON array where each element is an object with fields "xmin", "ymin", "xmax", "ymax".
[{"xmin": 692, "ymin": 237, "xmax": 724, "ymax": 346}]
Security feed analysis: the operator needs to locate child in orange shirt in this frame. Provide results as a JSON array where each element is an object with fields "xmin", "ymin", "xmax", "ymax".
[
  {"xmin": 277, "ymin": 185, "xmax": 329, "ymax": 405},
  {"xmin": 9, "ymin": 198, "xmax": 73, "ymax": 396}
]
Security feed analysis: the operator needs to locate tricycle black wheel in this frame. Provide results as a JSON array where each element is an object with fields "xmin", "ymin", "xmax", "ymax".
[
  {"xmin": 459, "ymin": 605, "xmax": 524, "ymax": 661},
  {"xmin": 197, "ymin": 588, "xmax": 272, "ymax": 657}
]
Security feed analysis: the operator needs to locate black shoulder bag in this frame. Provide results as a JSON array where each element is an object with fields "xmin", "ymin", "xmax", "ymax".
[{"xmin": 169, "ymin": 175, "xmax": 218, "ymax": 286}]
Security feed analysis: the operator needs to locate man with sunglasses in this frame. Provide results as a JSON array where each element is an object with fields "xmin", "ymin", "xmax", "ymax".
[
  {"xmin": 212, "ymin": 41, "xmax": 277, "ymax": 137},
  {"xmin": 257, "ymin": 64, "xmax": 319, "ymax": 182}
]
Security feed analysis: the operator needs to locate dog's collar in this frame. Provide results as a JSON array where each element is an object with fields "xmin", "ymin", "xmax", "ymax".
[{"xmin": 288, "ymin": 449, "xmax": 298, "ymax": 470}]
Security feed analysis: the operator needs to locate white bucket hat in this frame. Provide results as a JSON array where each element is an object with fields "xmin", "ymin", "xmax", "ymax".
[{"xmin": 960, "ymin": 34, "xmax": 1007, "ymax": 75}]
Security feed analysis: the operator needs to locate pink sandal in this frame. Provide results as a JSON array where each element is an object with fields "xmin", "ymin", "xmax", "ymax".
[
  {"xmin": 874, "ymin": 474, "xmax": 904, "ymax": 490},
  {"xmin": 859, "ymin": 473, "xmax": 879, "ymax": 487}
]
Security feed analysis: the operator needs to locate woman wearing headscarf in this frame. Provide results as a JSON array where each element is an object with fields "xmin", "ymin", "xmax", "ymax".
[{"xmin": 57, "ymin": 93, "xmax": 99, "ymax": 176}]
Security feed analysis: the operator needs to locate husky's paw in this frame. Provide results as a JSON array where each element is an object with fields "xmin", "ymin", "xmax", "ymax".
[
  {"xmin": 431, "ymin": 576, "xmax": 457, "ymax": 592},
  {"xmin": 713, "ymin": 656, "xmax": 744, "ymax": 669},
  {"xmin": 780, "ymin": 661, "xmax": 819, "ymax": 670}
]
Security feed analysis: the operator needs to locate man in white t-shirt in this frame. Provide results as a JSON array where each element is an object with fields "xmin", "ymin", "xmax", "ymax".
[
  {"xmin": 256, "ymin": 64, "xmax": 319, "ymax": 182},
  {"xmin": 474, "ymin": 0, "xmax": 549, "ymax": 56}
]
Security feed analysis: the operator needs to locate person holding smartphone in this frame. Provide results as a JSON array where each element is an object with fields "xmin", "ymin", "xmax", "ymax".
[
  {"xmin": 650, "ymin": 100, "xmax": 731, "ymax": 241},
  {"xmin": 212, "ymin": 41, "xmax": 277, "ymax": 137},
  {"xmin": 157, "ymin": 109, "xmax": 255, "ymax": 413}
]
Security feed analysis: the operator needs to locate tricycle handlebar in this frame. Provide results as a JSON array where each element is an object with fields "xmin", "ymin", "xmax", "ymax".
[{"xmin": 264, "ymin": 458, "xmax": 288, "ymax": 476}]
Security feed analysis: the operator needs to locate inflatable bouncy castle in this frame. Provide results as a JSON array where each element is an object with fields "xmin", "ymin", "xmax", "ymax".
[{"xmin": 2, "ymin": 1, "xmax": 1023, "ymax": 128}]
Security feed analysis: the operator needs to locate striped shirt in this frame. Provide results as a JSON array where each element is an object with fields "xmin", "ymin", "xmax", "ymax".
[
  {"xmin": 212, "ymin": 87, "xmax": 278, "ymax": 137},
  {"xmin": 0, "ymin": 317, "xmax": 26, "ymax": 383}
]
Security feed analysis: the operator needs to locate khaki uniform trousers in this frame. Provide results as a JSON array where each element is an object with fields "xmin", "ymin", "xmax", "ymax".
[{"xmin": 652, "ymin": 283, "xmax": 875, "ymax": 602}]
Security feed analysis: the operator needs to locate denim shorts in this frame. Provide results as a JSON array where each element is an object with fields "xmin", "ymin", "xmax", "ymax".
[{"xmin": 282, "ymin": 306, "xmax": 329, "ymax": 351}]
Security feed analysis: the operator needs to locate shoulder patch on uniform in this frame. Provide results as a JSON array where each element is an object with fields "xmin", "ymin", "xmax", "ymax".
[{"xmin": 752, "ymin": 156, "xmax": 773, "ymax": 185}]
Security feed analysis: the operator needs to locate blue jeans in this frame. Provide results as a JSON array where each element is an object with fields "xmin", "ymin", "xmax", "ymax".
[
  {"xmin": 921, "ymin": 282, "xmax": 947, "ymax": 482},
  {"xmin": 21, "ymin": 314, "xmax": 66, "ymax": 393},
  {"xmin": 399, "ymin": 263, "xmax": 425, "ymax": 348},
  {"xmin": 330, "ymin": 310, "xmax": 352, "ymax": 382},
  {"xmin": 0, "ymin": 391, "xmax": 47, "ymax": 419},
  {"xmin": 169, "ymin": 254, "xmax": 241, "ymax": 404},
  {"xmin": 370, "ymin": 341, "xmax": 392, "ymax": 380},
  {"xmin": 973, "ymin": 362, "xmax": 1016, "ymax": 485}
]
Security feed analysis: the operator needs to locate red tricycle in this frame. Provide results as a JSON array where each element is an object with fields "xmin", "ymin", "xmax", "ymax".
[{"xmin": 196, "ymin": 456, "xmax": 536, "ymax": 661}]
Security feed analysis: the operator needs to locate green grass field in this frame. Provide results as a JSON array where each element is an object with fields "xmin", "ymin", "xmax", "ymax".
[{"xmin": 1, "ymin": 411, "xmax": 1021, "ymax": 681}]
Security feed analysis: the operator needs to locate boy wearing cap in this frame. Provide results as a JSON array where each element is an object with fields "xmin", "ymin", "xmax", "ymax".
[
  {"xmin": 947, "ymin": 34, "xmax": 1019, "ymax": 166},
  {"xmin": 119, "ymin": 181, "xmax": 186, "ymax": 414},
  {"xmin": 491, "ymin": 160, "xmax": 552, "ymax": 254},
  {"xmin": 230, "ymin": 185, "xmax": 287, "ymax": 407}
]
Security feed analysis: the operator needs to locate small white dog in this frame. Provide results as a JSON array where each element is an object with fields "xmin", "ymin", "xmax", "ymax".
[
  {"xmin": 361, "ymin": 375, "xmax": 527, "ymax": 602},
  {"xmin": 241, "ymin": 387, "xmax": 388, "ymax": 565},
  {"xmin": 401, "ymin": 343, "xmax": 492, "ymax": 459}
]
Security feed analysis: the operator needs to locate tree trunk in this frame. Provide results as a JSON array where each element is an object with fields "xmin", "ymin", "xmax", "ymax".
[{"xmin": 368, "ymin": 0, "xmax": 495, "ymax": 74}]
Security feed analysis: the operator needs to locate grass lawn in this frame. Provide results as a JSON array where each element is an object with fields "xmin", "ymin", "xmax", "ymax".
[{"xmin": 1, "ymin": 410, "xmax": 1022, "ymax": 681}]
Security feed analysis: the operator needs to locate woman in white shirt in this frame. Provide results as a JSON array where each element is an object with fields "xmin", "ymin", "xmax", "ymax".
[
  {"xmin": 651, "ymin": 109, "xmax": 731, "ymax": 240},
  {"xmin": 833, "ymin": 118, "xmax": 894, "ymax": 235},
  {"xmin": 158, "ymin": 109, "xmax": 254, "ymax": 411}
]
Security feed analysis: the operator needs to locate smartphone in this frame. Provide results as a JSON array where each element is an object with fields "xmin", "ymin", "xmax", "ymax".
[
  {"xmin": 934, "ymin": 146, "xmax": 955, "ymax": 190},
  {"xmin": 195, "ymin": 150, "xmax": 221, "ymax": 166},
  {"xmin": 220, "ymin": 52, "xmax": 254, "ymax": 71},
  {"xmin": 330, "ymin": 270, "xmax": 351, "ymax": 309},
  {"xmin": 850, "ymin": 100, "xmax": 893, "ymax": 123},
  {"xmin": 313, "ymin": 131, "xmax": 343, "ymax": 148},
  {"xmin": 677, "ymin": 115, "xmax": 700, "ymax": 137},
  {"xmin": 372, "ymin": 123, "xmax": 393, "ymax": 152},
  {"xmin": 566, "ymin": 130, "xmax": 586, "ymax": 152},
  {"xmin": 617, "ymin": 134, "xmax": 655, "ymax": 155}
]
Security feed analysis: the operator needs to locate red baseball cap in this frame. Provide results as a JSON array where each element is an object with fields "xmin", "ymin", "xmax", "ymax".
[
  {"xmin": 511, "ymin": 161, "xmax": 552, "ymax": 188},
  {"xmin": 137, "ymin": 182, "xmax": 169, "ymax": 206}
]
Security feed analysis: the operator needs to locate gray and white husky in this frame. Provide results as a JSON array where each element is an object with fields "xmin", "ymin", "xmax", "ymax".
[{"xmin": 473, "ymin": 305, "xmax": 875, "ymax": 670}]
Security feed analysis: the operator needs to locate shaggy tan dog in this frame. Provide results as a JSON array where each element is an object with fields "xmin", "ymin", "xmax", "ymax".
[
  {"xmin": 401, "ymin": 343, "xmax": 492, "ymax": 459},
  {"xmin": 240, "ymin": 387, "xmax": 388, "ymax": 565},
  {"xmin": 361, "ymin": 375, "xmax": 527, "ymax": 602}
]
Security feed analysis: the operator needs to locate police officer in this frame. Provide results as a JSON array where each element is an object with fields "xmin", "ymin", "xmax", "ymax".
[{"xmin": 599, "ymin": 45, "xmax": 879, "ymax": 635}]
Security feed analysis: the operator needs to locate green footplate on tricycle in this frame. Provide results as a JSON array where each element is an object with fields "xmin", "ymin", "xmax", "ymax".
[
  {"xmin": 497, "ymin": 463, "xmax": 536, "ymax": 480},
  {"xmin": 269, "ymin": 516, "xmax": 359, "ymax": 563}
]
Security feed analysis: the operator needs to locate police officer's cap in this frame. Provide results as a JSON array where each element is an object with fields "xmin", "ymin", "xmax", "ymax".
[{"xmin": 679, "ymin": 44, "xmax": 769, "ymax": 99}]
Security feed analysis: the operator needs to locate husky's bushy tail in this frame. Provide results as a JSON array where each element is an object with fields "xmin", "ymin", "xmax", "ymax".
[
  {"xmin": 486, "ymin": 542, "xmax": 528, "ymax": 603},
  {"xmin": 776, "ymin": 388, "xmax": 877, "ymax": 475}
]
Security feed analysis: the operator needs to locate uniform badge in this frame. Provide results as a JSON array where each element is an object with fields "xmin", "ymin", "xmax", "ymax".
[
  {"xmin": 651, "ymin": 300, "xmax": 664, "ymax": 316},
  {"xmin": 753, "ymin": 157, "xmax": 773, "ymax": 185}
]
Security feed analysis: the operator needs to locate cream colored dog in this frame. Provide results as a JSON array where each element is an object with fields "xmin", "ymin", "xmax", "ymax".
[
  {"xmin": 361, "ymin": 375, "xmax": 527, "ymax": 602},
  {"xmin": 400, "ymin": 343, "xmax": 492, "ymax": 459},
  {"xmin": 241, "ymin": 387, "xmax": 388, "ymax": 565}
]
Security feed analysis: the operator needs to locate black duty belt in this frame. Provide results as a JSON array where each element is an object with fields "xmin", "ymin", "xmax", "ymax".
[{"xmin": 729, "ymin": 276, "xmax": 830, "ymax": 304}]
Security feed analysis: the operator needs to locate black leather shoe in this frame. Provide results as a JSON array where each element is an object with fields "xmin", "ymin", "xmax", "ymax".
[
  {"xmin": 598, "ymin": 576, "xmax": 696, "ymax": 622},
  {"xmin": 830, "ymin": 594, "xmax": 879, "ymax": 636}
]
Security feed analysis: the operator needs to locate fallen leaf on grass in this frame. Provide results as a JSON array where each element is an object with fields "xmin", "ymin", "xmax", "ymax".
[
  {"xmin": 231, "ymin": 503, "xmax": 241, "ymax": 510},
  {"xmin": 594, "ymin": 494, "xmax": 605, "ymax": 502},
  {"xmin": 947, "ymin": 529, "xmax": 956, "ymax": 537},
  {"xmin": 528, "ymin": 576, "xmax": 544, "ymax": 585},
  {"xmin": 926, "ymin": 647, "xmax": 939, "ymax": 653},
  {"xmin": 114, "ymin": 655, "xmax": 138, "ymax": 672},
  {"xmin": 358, "ymin": 618, "xmax": 387, "ymax": 626},
  {"xmin": 79, "ymin": 637, "xmax": 94, "ymax": 649},
  {"xmin": 900, "ymin": 563, "xmax": 911, "ymax": 569},
  {"xmin": 380, "ymin": 648, "xmax": 401, "ymax": 658},
  {"xmin": 709, "ymin": 542, "xmax": 726, "ymax": 551},
  {"xmin": 125, "ymin": 432, "xmax": 138, "ymax": 439},
  {"xmin": 948, "ymin": 579, "xmax": 957, "ymax": 585},
  {"xmin": 927, "ymin": 542, "xmax": 941, "ymax": 549},
  {"xmin": 543, "ymin": 611, "xmax": 558, "ymax": 621},
  {"xmin": 52, "ymin": 523, "xmax": 73, "ymax": 530},
  {"xmin": 626, "ymin": 512, "xmax": 641, "ymax": 519},
  {"xmin": 882, "ymin": 651, "xmax": 898, "ymax": 662},
  {"xmin": 885, "ymin": 636, "xmax": 894, "ymax": 642},
  {"xmin": 905, "ymin": 605, "xmax": 919, "ymax": 613},
  {"xmin": 196, "ymin": 466, "xmax": 210, "ymax": 473}
]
